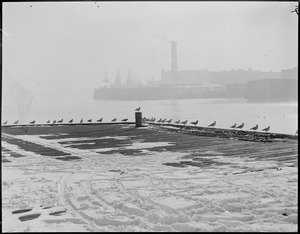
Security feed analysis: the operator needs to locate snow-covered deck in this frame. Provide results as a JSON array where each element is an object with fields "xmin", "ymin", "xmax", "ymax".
[{"xmin": 2, "ymin": 124, "xmax": 298, "ymax": 232}]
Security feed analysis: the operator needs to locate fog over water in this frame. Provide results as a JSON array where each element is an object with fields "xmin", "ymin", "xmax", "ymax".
[{"xmin": 2, "ymin": 2, "xmax": 298, "ymax": 131}]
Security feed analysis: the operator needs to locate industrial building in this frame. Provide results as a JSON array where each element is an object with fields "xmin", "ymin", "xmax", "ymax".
[{"xmin": 94, "ymin": 41, "xmax": 298, "ymax": 101}]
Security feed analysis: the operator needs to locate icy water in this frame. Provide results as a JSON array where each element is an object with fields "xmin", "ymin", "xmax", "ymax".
[{"xmin": 2, "ymin": 98, "xmax": 298, "ymax": 135}]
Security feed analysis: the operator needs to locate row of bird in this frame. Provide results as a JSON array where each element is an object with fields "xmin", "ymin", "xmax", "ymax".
[
  {"xmin": 3, "ymin": 117, "xmax": 299, "ymax": 134},
  {"xmin": 143, "ymin": 117, "xmax": 274, "ymax": 132},
  {"xmin": 1, "ymin": 106, "xmax": 297, "ymax": 134},
  {"xmin": 2, "ymin": 107, "xmax": 143, "ymax": 126},
  {"xmin": 2, "ymin": 117, "xmax": 129, "ymax": 125}
]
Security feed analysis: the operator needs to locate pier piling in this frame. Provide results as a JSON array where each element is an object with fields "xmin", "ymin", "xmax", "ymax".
[{"xmin": 135, "ymin": 112, "xmax": 142, "ymax": 127}]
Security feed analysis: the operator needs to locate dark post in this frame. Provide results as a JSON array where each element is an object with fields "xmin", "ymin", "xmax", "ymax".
[{"xmin": 135, "ymin": 112, "xmax": 142, "ymax": 127}]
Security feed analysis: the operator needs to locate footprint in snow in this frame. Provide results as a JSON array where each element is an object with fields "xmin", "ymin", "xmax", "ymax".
[{"xmin": 282, "ymin": 208, "xmax": 289, "ymax": 216}]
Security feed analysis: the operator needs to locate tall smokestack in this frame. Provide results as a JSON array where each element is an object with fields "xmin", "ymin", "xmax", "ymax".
[{"xmin": 171, "ymin": 41, "xmax": 178, "ymax": 84}]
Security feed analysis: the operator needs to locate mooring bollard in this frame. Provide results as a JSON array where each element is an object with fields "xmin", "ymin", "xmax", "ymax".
[{"xmin": 135, "ymin": 112, "xmax": 142, "ymax": 127}]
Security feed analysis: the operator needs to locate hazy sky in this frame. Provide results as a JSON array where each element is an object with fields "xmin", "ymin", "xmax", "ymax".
[{"xmin": 2, "ymin": 1, "xmax": 298, "ymax": 104}]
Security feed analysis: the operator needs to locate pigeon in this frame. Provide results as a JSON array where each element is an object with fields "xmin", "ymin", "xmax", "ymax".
[
  {"xmin": 3, "ymin": 120, "xmax": 8, "ymax": 125},
  {"xmin": 57, "ymin": 119, "xmax": 63, "ymax": 124},
  {"xmin": 52, "ymin": 120, "xmax": 56, "ymax": 124},
  {"xmin": 166, "ymin": 119, "xmax": 172, "ymax": 124},
  {"xmin": 97, "ymin": 118, "xmax": 103, "ymax": 123},
  {"xmin": 80, "ymin": 118, "xmax": 83, "ymax": 123},
  {"xmin": 181, "ymin": 120, "xmax": 188, "ymax": 125},
  {"xmin": 30, "ymin": 120, "xmax": 35, "ymax": 125},
  {"xmin": 250, "ymin": 124, "xmax": 258, "ymax": 131},
  {"xmin": 208, "ymin": 121, "xmax": 216, "ymax": 127},
  {"xmin": 135, "ymin": 107, "xmax": 141, "ymax": 112},
  {"xmin": 87, "ymin": 119, "xmax": 92, "ymax": 123},
  {"xmin": 14, "ymin": 120, "xmax": 19, "ymax": 125},
  {"xmin": 175, "ymin": 120, "xmax": 180, "ymax": 124},
  {"xmin": 46, "ymin": 120, "xmax": 50, "ymax": 124},
  {"xmin": 69, "ymin": 119, "xmax": 73, "ymax": 123},
  {"xmin": 262, "ymin": 126, "xmax": 270, "ymax": 132},
  {"xmin": 230, "ymin": 123, "xmax": 237, "ymax": 128},
  {"xmin": 111, "ymin": 118, "xmax": 117, "ymax": 122},
  {"xmin": 236, "ymin": 123, "xmax": 244, "ymax": 129},
  {"xmin": 191, "ymin": 120, "xmax": 198, "ymax": 126},
  {"xmin": 122, "ymin": 118, "xmax": 128, "ymax": 122}
]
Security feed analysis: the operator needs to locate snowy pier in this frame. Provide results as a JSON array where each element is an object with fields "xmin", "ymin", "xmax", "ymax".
[{"xmin": 2, "ymin": 124, "xmax": 298, "ymax": 232}]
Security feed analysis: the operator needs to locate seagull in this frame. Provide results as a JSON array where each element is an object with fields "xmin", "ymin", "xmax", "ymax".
[
  {"xmin": 191, "ymin": 120, "xmax": 198, "ymax": 126},
  {"xmin": 250, "ymin": 124, "xmax": 258, "ymax": 131},
  {"xmin": 135, "ymin": 107, "xmax": 141, "ymax": 112},
  {"xmin": 157, "ymin": 118, "xmax": 162, "ymax": 123},
  {"xmin": 69, "ymin": 119, "xmax": 73, "ymax": 123},
  {"xmin": 208, "ymin": 121, "xmax": 216, "ymax": 127},
  {"xmin": 291, "ymin": 5, "xmax": 299, "ymax": 15},
  {"xmin": 57, "ymin": 119, "xmax": 63, "ymax": 124},
  {"xmin": 14, "ymin": 120, "xmax": 19, "ymax": 125},
  {"xmin": 3, "ymin": 120, "xmax": 8, "ymax": 125},
  {"xmin": 161, "ymin": 118, "xmax": 167, "ymax": 124},
  {"xmin": 111, "ymin": 118, "xmax": 117, "ymax": 122},
  {"xmin": 166, "ymin": 119, "xmax": 172, "ymax": 124},
  {"xmin": 122, "ymin": 118, "xmax": 128, "ymax": 122},
  {"xmin": 29, "ymin": 120, "xmax": 35, "ymax": 125},
  {"xmin": 236, "ymin": 123, "xmax": 244, "ymax": 130},
  {"xmin": 97, "ymin": 118, "xmax": 103, "ymax": 123},
  {"xmin": 80, "ymin": 118, "xmax": 83, "ymax": 123},
  {"xmin": 151, "ymin": 117, "xmax": 156, "ymax": 122},
  {"xmin": 52, "ymin": 120, "xmax": 56, "ymax": 124},
  {"xmin": 87, "ymin": 119, "xmax": 92, "ymax": 123},
  {"xmin": 46, "ymin": 120, "xmax": 50, "ymax": 124},
  {"xmin": 181, "ymin": 120, "xmax": 188, "ymax": 125},
  {"xmin": 262, "ymin": 126, "xmax": 270, "ymax": 132},
  {"xmin": 230, "ymin": 123, "xmax": 237, "ymax": 128},
  {"xmin": 175, "ymin": 120, "xmax": 180, "ymax": 124}
]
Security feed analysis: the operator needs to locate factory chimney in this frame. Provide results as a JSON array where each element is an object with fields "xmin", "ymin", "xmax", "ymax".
[{"xmin": 171, "ymin": 41, "xmax": 178, "ymax": 84}]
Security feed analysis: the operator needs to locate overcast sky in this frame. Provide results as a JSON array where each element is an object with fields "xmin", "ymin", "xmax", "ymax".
[{"xmin": 2, "ymin": 1, "xmax": 298, "ymax": 104}]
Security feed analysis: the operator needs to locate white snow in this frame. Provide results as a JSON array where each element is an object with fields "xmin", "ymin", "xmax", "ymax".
[{"xmin": 2, "ymin": 132, "xmax": 298, "ymax": 232}]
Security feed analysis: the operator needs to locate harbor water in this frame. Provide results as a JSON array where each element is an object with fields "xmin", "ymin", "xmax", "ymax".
[{"xmin": 2, "ymin": 98, "xmax": 298, "ymax": 135}]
